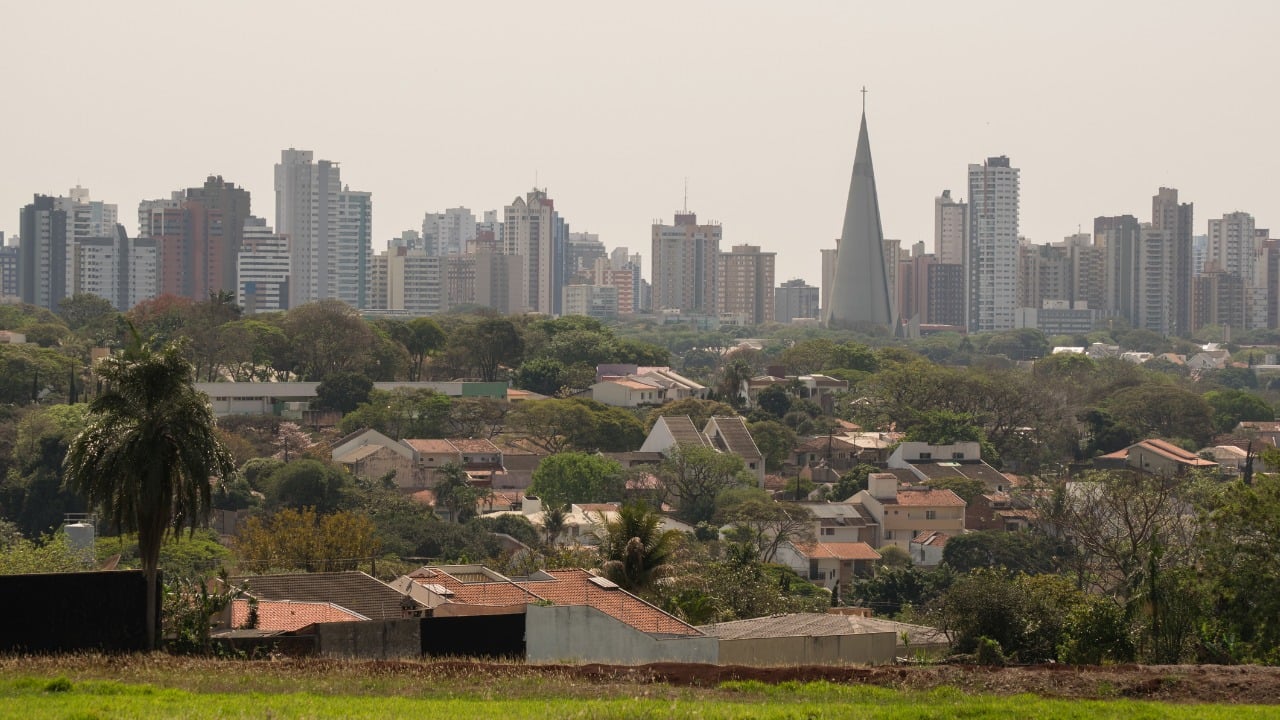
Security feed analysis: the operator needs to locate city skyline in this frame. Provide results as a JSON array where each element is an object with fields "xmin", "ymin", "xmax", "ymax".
[{"xmin": 2, "ymin": 2, "xmax": 1276, "ymax": 287}]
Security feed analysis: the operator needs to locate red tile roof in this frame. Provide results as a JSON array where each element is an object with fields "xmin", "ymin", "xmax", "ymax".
[
  {"xmin": 230, "ymin": 598, "xmax": 367, "ymax": 632},
  {"xmin": 888, "ymin": 487, "xmax": 966, "ymax": 507},
  {"xmin": 791, "ymin": 541, "xmax": 881, "ymax": 561},
  {"xmin": 410, "ymin": 567, "xmax": 700, "ymax": 636}
]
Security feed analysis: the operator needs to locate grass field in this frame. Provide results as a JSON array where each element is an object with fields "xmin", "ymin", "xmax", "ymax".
[{"xmin": 4, "ymin": 659, "xmax": 1278, "ymax": 720}]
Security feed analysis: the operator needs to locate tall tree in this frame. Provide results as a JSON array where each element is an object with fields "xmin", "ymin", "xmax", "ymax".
[
  {"xmin": 529, "ymin": 452, "xmax": 626, "ymax": 508},
  {"xmin": 63, "ymin": 334, "xmax": 235, "ymax": 648},
  {"xmin": 658, "ymin": 445, "xmax": 754, "ymax": 525}
]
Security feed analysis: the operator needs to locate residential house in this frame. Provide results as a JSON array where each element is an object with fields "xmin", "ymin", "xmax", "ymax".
[
  {"xmin": 394, "ymin": 565, "xmax": 716, "ymax": 664},
  {"xmin": 1236, "ymin": 421, "xmax": 1280, "ymax": 447},
  {"xmin": 703, "ymin": 416, "xmax": 766, "ymax": 485},
  {"xmin": 849, "ymin": 473, "xmax": 966, "ymax": 551},
  {"xmin": 774, "ymin": 540, "xmax": 881, "ymax": 591},
  {"xmin": 1094, "ymin": 438, "xmax": 1219, "ymax": 476},
  {"xmin": 330, "ymin": 429, "xmax": 417, "ymax": 488},
  {"xmin": 888, "ymin": 441, "xmax": 1011, "ymax": 494},
  {"xmin": 594, "ymin": 365, "xmax": 707, "ymax": 403},
  {"xmin": 966, "ymin": 492, "xmax": 1036, "ymax": 532},
  {"xmin": 229, "ymin": 571, "xmax": 424, "ymax": 621},
  {"xmin": 589, "ymin": 376, "xmax": 667, "ymax": 408},
  {"xmin": 908, "ymin": 531, "xmax": 952, "ymax": 567},
  {"xmin": 403, "ymin": 438, "xmax": 507, "ymax": 488},
  {"xmin": 797, "ymin": 502, "xmax": 878, "ymax": 544},
  {"xmin": 229, "ymin": 599, "xmax": 368, "ymax": 633}
]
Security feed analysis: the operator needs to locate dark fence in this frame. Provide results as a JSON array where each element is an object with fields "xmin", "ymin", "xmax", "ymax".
[
  {"xmin": 0, "ymin": 570, "xmax": 156, "ymax": 653},
  {"xmin": 421, "ymin": 613, "xmax": 525, "ymax": 659}
]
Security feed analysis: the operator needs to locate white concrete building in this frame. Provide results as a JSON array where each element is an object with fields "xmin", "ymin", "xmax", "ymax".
[
  {"xmin": 934, "ymin": 189, "xmax": 966, "ymax": 266},
  {"xmin": 422, "ymin": 207, "xmax": 477, "ymax": 256},
  {"xmin": 967, "ymin": 156, "xmax": 1020, "ymax": 332},
  {"xmin": 274, "ymin": 149, "xmax": 373, "ymax": 309},
  {"xmin": 237, "ymin": 217, "xmax": 291, "ymax": 313},
  {"xmin": 562, "ymin": 283, "xmax": 618, "ymax": 319},
  {"xmin": 503, "ymin": 189, "xmax": 562, "ymax": 314}
]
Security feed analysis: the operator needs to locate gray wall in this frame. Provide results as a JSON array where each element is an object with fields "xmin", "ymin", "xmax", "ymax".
[
  {"xmin": 717, "ymin": 632, "xmax": 898, "ymax": 666},
  {"xmin": 526, "ymin": 604, "xmax": 718, "ymax": 665},
  {"xmin": 315, "ymin": 619, "xmax": 421, "ymax": 659}
]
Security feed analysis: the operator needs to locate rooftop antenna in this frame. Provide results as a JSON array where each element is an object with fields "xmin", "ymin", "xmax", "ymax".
[{"xmin": 683, "ymin": 177, "xmax": 688, "ymax": 212}]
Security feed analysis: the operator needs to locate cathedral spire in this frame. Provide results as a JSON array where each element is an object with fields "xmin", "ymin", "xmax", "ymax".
[{"xmin": 824, "ymin": 104, "xmax": 896, "ymax": 332}]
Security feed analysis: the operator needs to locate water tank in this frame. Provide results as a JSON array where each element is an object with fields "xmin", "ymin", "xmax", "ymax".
[{"xmin": 64, "ymin": 521, "xmax": 95, "ymax": 560}]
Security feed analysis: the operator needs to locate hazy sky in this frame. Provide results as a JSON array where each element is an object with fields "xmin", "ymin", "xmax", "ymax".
[{"xmin": 2, "ymin": 1, "xmax": 1276, "ymax": 285}]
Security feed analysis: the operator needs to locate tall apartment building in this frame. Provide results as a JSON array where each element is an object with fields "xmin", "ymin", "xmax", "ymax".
[
  {"xmin": 1096, "ymin": 215, "xmax": 1141, "ymax": 323},
  {"xmin": 1192, "ymin": 270, "xmax": 1246, "ymax": 334},
  {"xmin": 422, "ymin": 207, "xmax": 477, "ymax": 256},
  {"xmin": 0, "ymin": 239, "xmax": 18, "ymax": 299},
  {"xmin": 274, "ymin": 149, "xmax": 373, "ymax": 309},
  {"xmin": 1136, "ymin": 224, "xmax": 1177, "ymax": 335},
  {"xmin": 503, "ymin": 189, "xmax": 567, "ymax": 315},
  {"xmin": 591, "ymin": 257, "xmax": 640, "ymax": 315},
  {"xmin": 1207, "ymin": 212, "xmax": 1267, "ymax": 330},
  {"xmin": 652, "ymin": 211, "xmax": 720, "ymax": 315},
  {"xmin": 566, "ymin": 232, "xmax": 607, "ymax": 284},
  {"xmin": 775, "ymin": 278, "xmax": 820, "ymax": 323},
  {"xmin": 967, "ymin": 156, "xmax": 1020, "ymax": 332},
  {"xmin": 927, "ymin": 263, "xmax": 966, "ymax": 327},
  {"xmin": 935, "ymin": 190, "xmax": 966, "ymax": 265},
  {"xmin": 1151, "ymin": 187, "xmax": 1193, "ymax": 336},
  {"xmin": 19, "ymin": 188, "xmax": 119, "ymax": 310},
  {"xmin": 135, "ymin": 177, "xmax": 249, "ymax": 303},
  {"xmin": 237, "ymin": 217, "xmax": 290, "ymax": 313},
  {"xmin": 717, "ymin": 244, "xmax": 775, "ymax": 325},
  {"xmin": 819, "ymin": 244, "xmax": 838, "ymax": 318},
  {"xmin": 125, "ymin": 237, "xmax": 159, "ymax": 310}
]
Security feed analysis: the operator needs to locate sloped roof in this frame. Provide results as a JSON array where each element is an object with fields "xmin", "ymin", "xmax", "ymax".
[
  {"xmin": 233, "ymin": 571, "xmax": 421, "ymax": 621},
  {"xmin": 230, "ymin": 599, "xmax": 368, "ymax": 632},
  {"xmin": 1105, "ymin": 438, "xmax": 1219, "ymax": 467},
  {"xmin": 790, "ymin": 541, "xmax": 881, "ymax": 561},
  {"xmin": 660, "ymin": 415, "xmax": 709, "ymax": 447},
  {"xmin": 333, "ymin": 444, "xmax": 385, "ymax": 463},
  {"xmin": 700, "ymin": 612, "xmax": 945, "ymax": 648},
  {"xmin": 704, "ymin": 416, "xmax": 763, "ymax": 459},
  {"xmin": 910, "ymin": 530, "xmax": 952, "ymax": 548},
  {"xmin": 408, "ymin": 566, "xmax": 700, "ymax": 636}
]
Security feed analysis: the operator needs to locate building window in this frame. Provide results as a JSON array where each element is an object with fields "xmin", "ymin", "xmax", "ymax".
[
  {"xmin": 919, "ymin": 452, "xmax": 932, "ymax": 459},
  {"xmin": 822, "ymin": 528, "xmax": 835, "ymax": 536},
  {"xmin": 926, "ymin": 510, "xmax": 937, "ymax": 520},
  {"xmin": 952, "ymin": 452, "xmax": 964, "ymax": 459}
]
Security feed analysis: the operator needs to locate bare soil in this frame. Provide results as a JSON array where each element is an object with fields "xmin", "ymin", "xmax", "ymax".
[{"xmin": 485, "ymin": 660, "xmax": 1280, "ymax": 704}]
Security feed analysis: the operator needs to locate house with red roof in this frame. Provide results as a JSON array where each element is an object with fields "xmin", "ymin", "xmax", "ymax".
[
  {"xmin": 393, "ymin": 565, "xmax": 717, "ymax": 664},
  {"xmin": 1094, "ymin": 438, "xmax": 1219, "ymax": 476},
  {"xmin": 774, "ymin": 540, "xmax": 881, "ymax": 591},
  {"xmin": 849, "ymin": 473, "xmax": 967, "ymax": 551}
]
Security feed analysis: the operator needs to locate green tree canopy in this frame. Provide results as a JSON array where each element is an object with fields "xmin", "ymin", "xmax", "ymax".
[
  {"xmin": 315, "ymin": 371, "xmax": 374, "ymax": 413},
  {"xmin": 529, "ymin": 452, "xmax": 626, "ymax": 509}
]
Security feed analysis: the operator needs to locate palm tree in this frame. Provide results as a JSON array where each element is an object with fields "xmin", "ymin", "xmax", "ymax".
[
  {"xmin": 597, "ymin": 502, "xmax": 682, "ymax": 594},
  {"xmin": 63, "ymin": 333, "xmax": 234, "ymax": 649}
]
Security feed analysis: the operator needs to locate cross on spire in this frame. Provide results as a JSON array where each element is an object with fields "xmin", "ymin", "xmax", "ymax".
[{"xmin": 861, "ymin": 86, "xmax": 867, "ymax": 113}]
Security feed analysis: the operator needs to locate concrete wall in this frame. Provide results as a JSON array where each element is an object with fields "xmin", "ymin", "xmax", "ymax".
[
  {"xmin": 315, "ymin": 618, "xmax": 421, "ymax": 659},
  {"xmin": 526, "ymin": 604, "xmax": 718, "ymax": 665},
  {"xmin": 717, "ymin": 632, "xmax": 898, "ymax": 666}
]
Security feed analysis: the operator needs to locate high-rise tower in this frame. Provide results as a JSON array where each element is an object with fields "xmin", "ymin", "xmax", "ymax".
[
  {"xmin": 967, "ymin": 156, "xmax": 1020, "ymax": 332},
  {"xmin": 824, "ymin": 107, "xmax": 895, "ymax": 332}
]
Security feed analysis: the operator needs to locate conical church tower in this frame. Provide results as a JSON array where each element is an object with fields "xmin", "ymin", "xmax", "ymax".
[{"xmin": 823, "ymin": 105, "xmax": 896, "ymax": 333}]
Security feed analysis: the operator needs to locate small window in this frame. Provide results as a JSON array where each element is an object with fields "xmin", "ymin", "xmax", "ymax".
[
  {"xmin": 952, "ymin": 452, "xmax": 964, "ymax": 459},
  {"xmin": 884, "ymin": 531, "xmax": 893, "ymax": 540},
  {"xmin": 926, "ymin": 510, "xmax": 937, "ymax": 520},
  {"xmin": 822, "ymin": 528, "xmax": 835, "ymax": 536},
  {"xmin": 919, "ymin": 452, "xmax": 932, "ymax": 459}
]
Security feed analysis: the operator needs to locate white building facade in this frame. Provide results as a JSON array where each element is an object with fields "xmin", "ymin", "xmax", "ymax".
[{"xmin": 966, "ymin": 157, "xmax": 1020, "ymax": 332}]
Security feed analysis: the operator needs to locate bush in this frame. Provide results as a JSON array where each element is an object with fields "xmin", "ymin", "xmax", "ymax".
[{"xmin": 975, "ymin": 636, "xmax": 1006, "ymax": 666}]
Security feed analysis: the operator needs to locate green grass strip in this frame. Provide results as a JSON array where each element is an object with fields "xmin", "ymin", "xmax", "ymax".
[{"xmin": 2, "ymin": 676, "xmax": 1274, "ymax": 720}]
